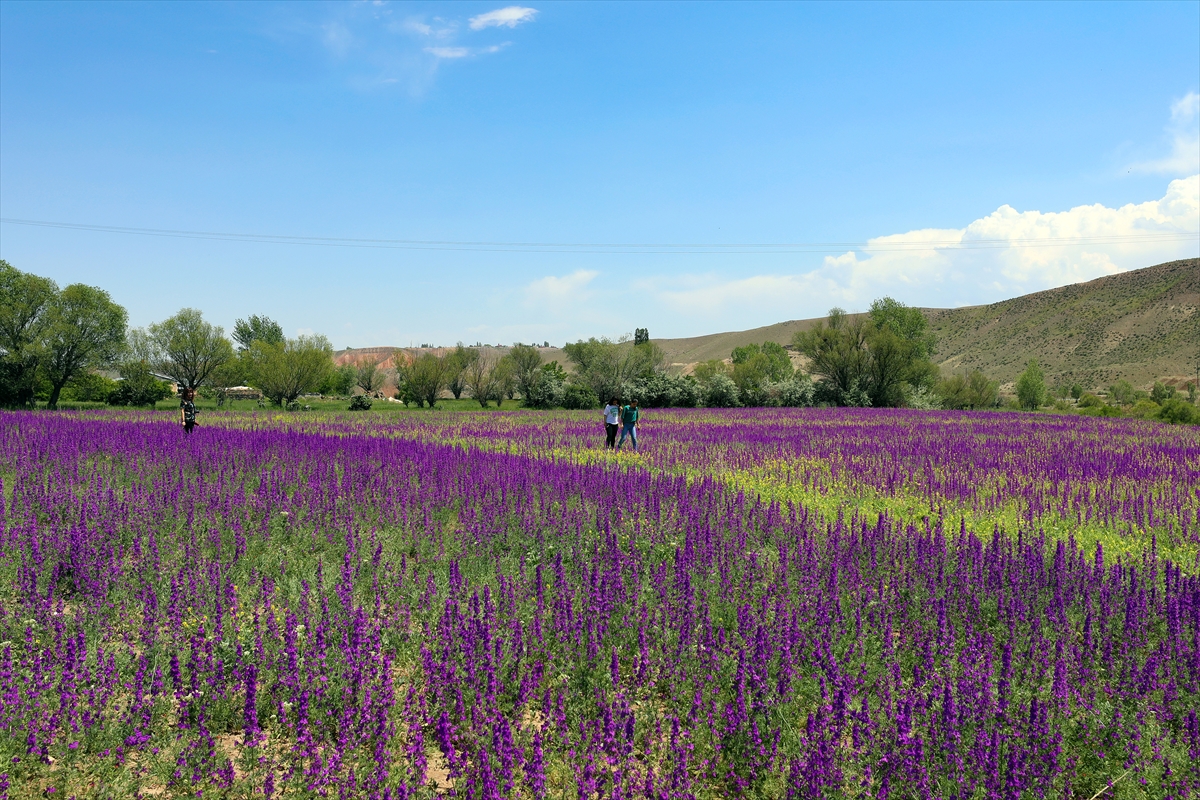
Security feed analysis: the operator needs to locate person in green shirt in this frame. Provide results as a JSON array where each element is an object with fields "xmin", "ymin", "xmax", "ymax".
[{"xmin": 617, "ymin": 399, "xmax": 640, "ymax": 451}]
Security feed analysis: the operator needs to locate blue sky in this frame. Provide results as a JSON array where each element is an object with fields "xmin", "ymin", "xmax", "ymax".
[{"xmin": 1, "ymin": 1, "xmax": 1197, "ymax": 348}]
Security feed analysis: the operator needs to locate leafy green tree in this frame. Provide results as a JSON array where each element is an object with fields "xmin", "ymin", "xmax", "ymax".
[
  {"xmin": 445, "ymin": 345, "xmax": 478, "ymax": 400},
  {"xmin": 633, "ymin": 328, "xmax": 650, "ymax": 346},
  {"xmin": 1108, "ymin": 380, "xmax": 1136, "ymax": 406},
  {"xmin": 398, "ymin": 352, "xmax": 446, "ymax": 408},
  {"xmin": 0, "ymin": 261, "xmax": 57, "ymax": 408},
  {"xmin": 63, "ymin": 371, "xmax": 119, "ymax": 403},
  {"xmin": 1070, "ymin": 383, "xmax": 1084, "ymax": 400},
  {"xmin": 523, "ymin": 362, "xmax": 566, "ymax": 408},
  {"xmin": 868, "ymin": 297, "xmax": 936, "ymax": 359},
  {"xmin": 495, "ymin": 355, "xmax": 517, "ymax": 404},
  {"xmin": 108, "ymin": 361, "xmax": 173, "ymax": 406},
  {"xmin": 355, "ymin": 356, "xmax": 387, "ymax": 394},
  {"xmin": 793, "ymin": 308, "xmax": 871, "ymax": 403},
  {"xmin": 1015, "ymin": 360, "xmax": 1046, "ymax": 410},
  {"xmin": 704, "ymin": 373, "xmax": 741, "ymax": 407},
  {"xmin": 248, "ymin": 334, "xmax": 334, "ymax": 406},
  {"xmin": 147, "ymin": 309, "xmax": 234, "ymax": 390},
  {"xmin": 560, "ymin": 382, "xmax": 598, "ymax": 410},
  {"xmin": 1157, "ymin": 397, "xmax": 1198, "ymax": 425},
  {"xmin": 464, "ymin": 349, "xmax": 500, "ymax": 407},
  {"xmin": 508, "ymin": 343, "xmax": 543, "ymax": 399},
  {"xmin": 318, "ymin": 362, "xmax": 357, "ymax": 396},
  {"xmin": 692, "ymin": 359, "xmax": 731, "ymax": 383},
  {"xmin": 232, "ymin": 315, "xmax": 284, "ymax": 351},
  {"xmin": 1150, "ymin": 382, "xmax": 1176, "ymax": 404},
  {"xmin": 38, "ymin": 283, "xmax": 128, "ymax": 409},
  {"xmin": 795, "ymin": 301, "xmax": 937, "ymax": 408}
]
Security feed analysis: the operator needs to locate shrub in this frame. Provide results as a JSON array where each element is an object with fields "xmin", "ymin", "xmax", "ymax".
[
  {"xmin": 1077, "ymin": 393, "xmax": 1102, "ymax": 408},
  {"xmin": 348, "ymin": 395, "xmax": 373, "ymax": 411},
  {"xmin": 1157, "ymin": 397, "xmax": 1199, "ymax": 425},
  {"xmin": 1129, "ymin": 399, "xmax": 1160, "ymax": 419},
  {"xmin": 903, "ymin": 384, "xmax": 942, "ymax": 410},
  {"xmin": 523, "ymin": 368, "xmax": 565, "ymax": 409},
  {"xmin": 561, "ymin": 382, "xmax": 599, "ymax": 410},
  {"xmin": 764, "ymin": 376, "xmax": 815, "ymax": 408},
  {"xmin": 1016, "ymin": 360, "xmax": 1046, "ymax": 410},
  {"xmin": 703, "ymin": 374, "xmax": 740, "ymax": 408},
  {"xmin": 626, "ymin": 373, "xmax": 701, "ymax": 408}
]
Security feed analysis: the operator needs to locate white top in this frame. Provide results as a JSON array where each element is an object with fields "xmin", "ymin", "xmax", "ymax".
[{"xmin": 604, "ymin": 404, "xmax": 620, "ymax": 424}]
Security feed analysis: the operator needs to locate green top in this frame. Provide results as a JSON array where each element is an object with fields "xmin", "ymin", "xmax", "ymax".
[{"xmin": 621, "ymin": 405, "xmax": 639, "ymax": 425}]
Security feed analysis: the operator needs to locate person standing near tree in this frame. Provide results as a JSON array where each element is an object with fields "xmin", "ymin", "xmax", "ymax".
[
  {"xmin": 617, "ymin": 399, "xmax": 640, "ymax": 451},
  {"xmin": 180, "ymin": 387, "xmax": 197, "ymax": 434},
  {"xmin": 603, "ymin": 397, "xmax": 620, "ymax": 449}
]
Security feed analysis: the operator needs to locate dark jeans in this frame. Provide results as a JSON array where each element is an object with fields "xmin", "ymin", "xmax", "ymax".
[
  {"xmin": 184, "ymin": 421, "xmax": 195, "ymax": 434},
  {"xmin": 605, "ymin": 422, "xmax": 618, "ymax": 448}
]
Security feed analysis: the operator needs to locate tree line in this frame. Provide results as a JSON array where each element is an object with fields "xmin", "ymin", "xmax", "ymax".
[{"xmin": 6, "ymin": 260, "xmax": 1192, "ymax": 418}]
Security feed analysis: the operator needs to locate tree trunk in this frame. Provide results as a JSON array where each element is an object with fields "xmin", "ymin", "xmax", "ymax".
[{"xmin": 47, "ymin": 380, "xmax": 66, "ymax": 410}]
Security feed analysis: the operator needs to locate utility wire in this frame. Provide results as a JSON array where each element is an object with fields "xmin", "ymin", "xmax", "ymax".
[{"xmin": 1, "ymin": 217, "xmax": 1197, "ymax": 255}]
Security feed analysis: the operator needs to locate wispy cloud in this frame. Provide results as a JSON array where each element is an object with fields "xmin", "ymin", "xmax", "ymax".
[
  {"xmin": 523, "ymin": 270, "xmax": 598, "ymax": 309},
  {"xmin": 425, "ymin": 46, "xmax": 470, "ymax": 59},
  {"xmin": 469, "ymin": 6, "xmax": 538, "ymax": 30},
  {"xmin": 1128, "ymin": 92, "xmax": 1200, "ymax": 176}
]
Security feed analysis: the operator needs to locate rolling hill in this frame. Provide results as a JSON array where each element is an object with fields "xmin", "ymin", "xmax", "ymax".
[
  {"xmin": 652, "ymin": 258, "xmax": 1199, "ymax": 391},
  {"xmin": 339, "ymin": 259, "xmax": 1198, "ymax": 394}
]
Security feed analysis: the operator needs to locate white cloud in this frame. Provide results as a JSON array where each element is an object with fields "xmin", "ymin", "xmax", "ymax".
[
  {"xmin": 1129, "ymin": 91, "xmax": 1200, "ymax": 176},
  {"xmin": 401, "ymin": 20, "xmax": 431, "ymax": 36},
  {"xmin": 651, "ymin": 175, "xmax": 1200, "ymax": 320},
  {"xmin": 322, "ymin": 22, "xmax": 354, "ymax": 57},
  {"xmin": 469, "ymin": 6, "xmax": 538, "ymax": 30},
  {"xmin": 425, "ymin": 46, "xmax": 470, "ymax": 59},
  {"xmin": 523, "ymin": 270, "xmax": 598, "ymax": 309}
]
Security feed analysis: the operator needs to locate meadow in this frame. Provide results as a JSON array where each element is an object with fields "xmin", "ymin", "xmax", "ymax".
[{"xmin": 0, "ymin": 407, "xmax": 1197, "ymax": 798}]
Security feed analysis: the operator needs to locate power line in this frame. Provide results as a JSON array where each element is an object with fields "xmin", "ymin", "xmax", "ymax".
[{"xmin": 1, "ymin": 216, "xmax": 1197, "ymax": 255}]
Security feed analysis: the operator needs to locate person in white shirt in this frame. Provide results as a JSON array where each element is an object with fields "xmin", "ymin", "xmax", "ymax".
[{"xmin": 603, "ymin": 398, "xmax": 620, "ymax": 449}]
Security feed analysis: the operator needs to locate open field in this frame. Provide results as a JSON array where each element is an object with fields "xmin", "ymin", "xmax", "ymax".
[{"xmin": 1, "ymin": 408, "xmax": 1198, "ymax": 798}]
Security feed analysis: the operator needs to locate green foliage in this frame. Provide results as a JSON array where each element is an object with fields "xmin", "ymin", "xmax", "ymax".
[
  {"xmin": 633, "ymin": 327, "xmax": 650, "ymax": 346},
  {"xmin": 563, "ymin": 337, "xmax": 664, "ymax": 401},
  {"xmin": 146, "ymin": 308, "xmax": 235, "ymax": 390},
  {"xmin": 623, "ymin": 373, "xmax": 701, "ymax": 408},
  {"xmin": 108, "ymin": 361, "xmax": 173, "ymax": 406},
  {"xmin": 1150, "ymin": 381, "xmax": 1176, "ymax": 403},
  {"xmin": 318, "ymin": 363, "xmax": 357, "ymax": 396},
  {"xmin": 869, "ymin": 296, "xmax": 936, "ymax": 359},
  {"xmin": 763, "ymin": 375, "xmax": 815, "ymax": 407},
  {"xmin": 691, "ymin": 359, "xmax": 731, "ymax": 383},
  {"xmin": 1108, "ymin": 380, "xmax": 1136, "ymax": 406},
  {"xmin": 1015, "ymin": 360, "xmax": 1046, "ymax": 410},
  {"xmin": 1130, "ymin": 399, "xmax": 1160, "ymax": 419},
  {"xmin": 730, "ymin": 342, "xmax": 793, "ymax": 404},
  {"xmin": 38, "ymin": 283, "xmax": 128, "ymax": 409},
  {"xmin": 248, "ymin": 334, "xmax": 334, "ymax": 406},
  {"xmin": 445, "ymin": 344, "xmax": 479, "ymax": 400},
  {"xmin": 561, "ymin": 382, "xmax": 599, "ymax": 410},
  {"xmin": 1076, "ymin": 393, "xmax": 1103, "ymax": 408},
  {"xmin": 936, "ymin": 369, "xmax": 1000, "ymax": 410},
  {"xmin": 0, "ymin": 261, "xmax": 57, "ymax": 408},
  {"xmin": 794, "ymin": 300, "xmax": 937, "ymax": 407},
  {"xmin": 354, "ymin": 356, "xmax": 387, "ymax": 394},
  {"xmin": 63, "ymin": 371, "xmax": 119, "ymax": 402},
  {"xmin": 348, "ymin": 394, "xmax": 373, "ymax": 411},
  {"xmin": 232, "ymin": 315, "xmax": 283, "ymax": 352},
  {"xmin": 508, "ymin": 343, "xmax": 543, "ymax": 401},
  {"xmin": 1070, "ymin": 383, "xmax": 1084, "ymax": 400},
  {"xmin": 703, "ymin": 373, "xmax": 740, "ymax": 407},
  {"xmin": 1157, "ymin": 397, "xmax": 1199, "ymax": 424},
  {"xmin": 523, "ymin": 363, "xmax": 566, "ymax": 409},
  {"xmin": 397, "ymin": 352, "xmax": 446, "ymax": 408}
]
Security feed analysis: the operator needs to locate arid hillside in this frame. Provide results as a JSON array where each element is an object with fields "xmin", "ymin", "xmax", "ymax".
[
  {"xmin": 341, "ymin": 259, "xmax": 1198, "ymax": 393},
  {"xmin": 652, "ymin": 259, "xmax": 1198, "ymax": 390}
]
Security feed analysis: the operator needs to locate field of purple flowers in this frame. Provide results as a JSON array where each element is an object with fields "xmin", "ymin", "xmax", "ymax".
[{"xmin": 1, "ymin": 408, "xmax": 1198, "ymax": 798}]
